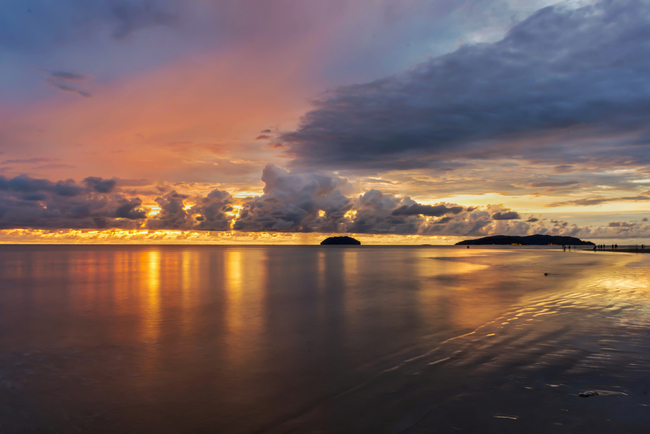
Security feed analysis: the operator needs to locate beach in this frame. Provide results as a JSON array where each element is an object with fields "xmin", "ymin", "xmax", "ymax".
[{"xmin": 0, "ymin": 245, "xmax": 648, "ymax": 433}]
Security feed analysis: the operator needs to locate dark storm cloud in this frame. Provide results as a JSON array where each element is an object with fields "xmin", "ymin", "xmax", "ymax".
[
  {"xmin": 0, "ymin": 174, "xmax": 147, "ymax": 229},
  {"xmin": 232, "ymin": 164, "xmax": 542, "ymax": 237},
  {"xmin": 391, "ymin": 203, "xmax": 464, "ymax": 217},
  {"xmin": 191, "ymin": 189, "xmax": 234, "ymax": 231},
  {"xmin": 283, "ymin": 0, "xmax": 650, "ymax": 171},
  {"xmin": 233, "ymin": 164, "xmax": 353, "ymax": 233},
  {"xmin": 0, "ymin": 169, "xmax": 645, "ymax": 238},
  {"xmin": 146, "ymin": 188, "xmax": 234, "ymax": 231},
  {"xmin": 492, "ymin": 211, "xmax": 521, "ymax": 220},
  {"xmin": 0, "ymin": 174, "xmax": 82, "ymax": 196},
  {"xmin": 83, "ymin": 176, "xmax": 117, "ymax": 193},
  {"xmin": 114, "ymin": 198, "xmax": 147, "ymax": 219}
]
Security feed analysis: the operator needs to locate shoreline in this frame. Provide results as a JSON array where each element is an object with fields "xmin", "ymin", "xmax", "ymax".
[{"xmin": 594, "ymin": 248, "xmax": 650, "ymax": 253}]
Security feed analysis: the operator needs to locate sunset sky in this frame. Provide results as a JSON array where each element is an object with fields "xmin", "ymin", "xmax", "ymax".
[{"xmin": 1, "ymin": 0, "xmax": 649, "ymax": 244}]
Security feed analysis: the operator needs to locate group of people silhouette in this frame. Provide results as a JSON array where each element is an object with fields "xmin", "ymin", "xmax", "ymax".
[
  {"xmin": 590, "ymin": 244, "xmax": 646, "ymax": 251},
  {"xmin": 594, "ymin": 244, "xmax": 619, "ymax": 249},
  {"xmin": 563, "ymin": 244, "xmax": 646, "ymax": 252}
]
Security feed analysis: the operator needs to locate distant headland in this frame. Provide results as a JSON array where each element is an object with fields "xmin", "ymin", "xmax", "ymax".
[
  {"xmin": 456, "ymin": 234, "xmax": 594, "ymax": 246},
  {"xmin": 320, "ymin": 236, "xmax": 361, "ymax": 245}
]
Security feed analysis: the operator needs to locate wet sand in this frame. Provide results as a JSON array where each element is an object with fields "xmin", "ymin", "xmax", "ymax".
[
  {"xmin": 262, "ymin": 252, "xmax": 650, "ymax": 433},
  {"xmin": 0, "ymin": 246, "xmax": 649, "ymax": 433}
]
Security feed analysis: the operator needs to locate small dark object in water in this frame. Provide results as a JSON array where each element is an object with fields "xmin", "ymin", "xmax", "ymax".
[
  {"xmin": 579, "ymin": 391, "xmax": 599, "ymax": 398},
  {"xmin": 544, "ymin": 273, "xmax": 548, "ymax": 276}
]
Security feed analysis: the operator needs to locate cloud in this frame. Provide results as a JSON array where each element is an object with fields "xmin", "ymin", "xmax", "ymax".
[
  {"xmin": 146, "ymin": 188, "xmax": 234, "ymax": 231},
  {"xmin": 34, "ymin": 164, "xmax": 77, "ymax": 170},
  {"xmin": 0, "ymin": 174, "xmax": 147, "ymax": 229},
  {"xmin": 47, "ymin": 71, "xmax": 92, "ymax": 98},
  {"xmin": 255, "ymin": 135, "xmax": 271, "ymax": 140},
  {"xmin": 391, "ymin": 203, "xmax": 464, "ymax": 217},
  {"xmin": 547, "ymin": 195, "xmax": 650, "ymax": 207},
  {"xmin": 0, "ymin": 166, "xmax": 647, "ymax": 239},
  {"xmin": 109, "ymin": 0, "xmax": 177, "ymax": 39},
  {"xmin": 233, "ymin": 164, "xmax": 353, "ymax": 232},
  {"xmin": 1, "ymin": 0, "xmax": 178, "ymax": 53},
  {"xmin": 231, "ymin": 165, "xmax": 548, "ymax": 237},
  {"xmin": 553, "ymin": 165, "xmax": 574, "ymax": 173},
  {"xmin": 262, "ymin": 142, "xmax": 287, "ymax": 150},
  {"xmin": 608, "ymin": 221, "xmax": 637, "ymax": 228},
  {"xmin": 83, "ymin": 176, "xmax": 117, "ymax": 193},
  {"xmin": 282, "ymin": 1, "xmax": 650, "ymax": 171},
  {"xmin": 1, "ymin": 158, "xmax": 59, "ymax": 165},
  {"xmin": 49, "ymin": 71, "xmax": 85, "ymax": 80},
  {"xmin": 530, "ymin": 181, "xmax": 580, "ymax": 188},
  {"xmin": 492, "ymin": 211, "xmax": 521, "ymax": 220}
]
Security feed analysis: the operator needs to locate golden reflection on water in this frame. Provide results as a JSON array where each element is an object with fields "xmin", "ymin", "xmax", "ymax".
[
  {"xmin": 341, "ymin": 249, "xmax": 363, "ymax": 331},
  {"xmin": 413, "ymin": 249, "xmax": 494, "ymax": 330},
  {"xmin": 180, "ymin": 250, "xmax": 198, "ymax": 331},
  {"xmin": 225, "ymin": 250, "xmax": 244, "ymax": 331},
  {"xmin": 224, "ymin": 249, "xmax": 267, "ymax": 368},
  {"xmin": 317, "ymin": 251, "xmax": 326, "ymax": 294},
  {"xmin": 142, "ymin": 250, "xmax": 161, "ymax": 345},
  {"xmin": 2, "ymin": 246, "xmax": 650, "ymax": 434},
  {"xmin": 112, "ymin": 250, "xmax": 132, "ymax": 317}
]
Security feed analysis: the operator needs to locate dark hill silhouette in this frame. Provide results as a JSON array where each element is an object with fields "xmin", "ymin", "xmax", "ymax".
[
  {"xmin": 320, "ymin": 236, "xmax": 361, "ymax": 245},
  {"xmin": 456, "ymin": 234, "xmax": 594, "ymax": 246}
]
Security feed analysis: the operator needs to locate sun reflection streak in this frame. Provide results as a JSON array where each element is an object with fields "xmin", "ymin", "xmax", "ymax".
[
  {"xmin": 317, "ymin": 251, "xmax": 326, "ymax": 293},
  {"xmin": 142, "ymin": 250, "xmax": 161, "ymax": 345},
  {"xmin": 225, "ymin": 250, "xmax": 244, "ymax": 331},
  {"xmin": 223, "ymin": 249, "xmax": 267, "ymax": 368}
]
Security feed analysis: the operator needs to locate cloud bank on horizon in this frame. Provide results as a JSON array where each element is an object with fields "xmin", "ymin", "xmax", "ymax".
[
  {"xmin": 1, "ymin": 0, "xmax": 650, "ymax": 241},
  {"xmin": 1, "ymin": 165, "xmax": 648, "ymax": 240}
]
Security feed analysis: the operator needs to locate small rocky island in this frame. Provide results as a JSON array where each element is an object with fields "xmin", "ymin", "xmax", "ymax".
[
  {"xmin": 320, "ymin": 236, "xmax": 361, "ymax": 245},
  {"xmin": 456, "ymin": 234, "xmax": 594, "ymax": 246}
]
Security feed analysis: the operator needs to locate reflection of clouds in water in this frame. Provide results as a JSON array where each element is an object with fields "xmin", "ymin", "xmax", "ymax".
[
  {"xmin": 431, "ymin": 256, "xmax": 650, "ymax": 377},
  {"xmin": 0, "ymin": 247, "xmax": 648, "ymax": 433}
]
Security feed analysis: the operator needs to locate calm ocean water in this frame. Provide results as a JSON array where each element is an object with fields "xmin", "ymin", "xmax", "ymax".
[{"xmin": 0, "ymin": 245, "xmax": 649, "ymax": 433}]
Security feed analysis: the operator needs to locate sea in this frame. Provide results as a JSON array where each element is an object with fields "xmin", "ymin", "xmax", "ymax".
[{"xmin": 0, "ymin": 245, "xmax": 649, "ymax": 433}]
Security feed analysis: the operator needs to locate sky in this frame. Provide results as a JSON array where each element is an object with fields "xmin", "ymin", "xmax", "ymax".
[{"xmin": 1, "ymin": 0, "xmax": 649, "ymax": 244}]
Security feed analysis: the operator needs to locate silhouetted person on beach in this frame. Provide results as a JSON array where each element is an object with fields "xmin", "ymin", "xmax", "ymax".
[{"xmin": 563, "ymin": 245, "xmax": 566, "ymax": 252}]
